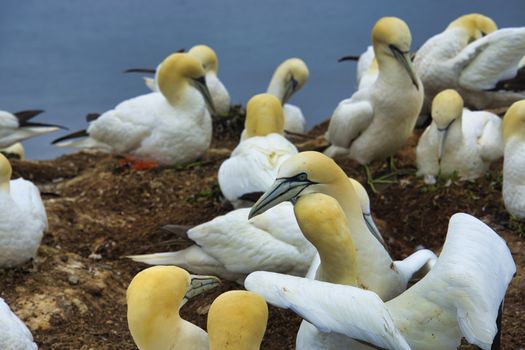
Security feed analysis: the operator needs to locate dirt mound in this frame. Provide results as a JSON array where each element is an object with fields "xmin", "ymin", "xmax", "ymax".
[{"xmin": 1, "ymin": 117, "xmax": 523, "ymax": 349}]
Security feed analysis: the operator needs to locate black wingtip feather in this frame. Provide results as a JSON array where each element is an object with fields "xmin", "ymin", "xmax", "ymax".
[
  {"xmin": 51, "ymin": 129, "xmax": 88, "ymax": 144},
  {"xmin": 13, "ymin": 109, "xmax": 45, "ymax": 123}
]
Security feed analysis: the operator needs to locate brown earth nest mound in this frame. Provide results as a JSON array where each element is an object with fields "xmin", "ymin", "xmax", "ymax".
[{"xmin": 1, "ymin": 111, "xmax": 524, "ymax": 349}]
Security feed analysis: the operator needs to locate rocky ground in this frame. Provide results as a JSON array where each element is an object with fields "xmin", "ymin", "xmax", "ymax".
[{"xmin": 0, "ymin": 113, "xmax": 523, "ymax": 349}]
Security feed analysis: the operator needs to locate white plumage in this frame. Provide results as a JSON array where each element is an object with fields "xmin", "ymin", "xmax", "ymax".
[
  {"xmin": 0, "ymin": 178, "xmax": 47, "ymax": 267},
  {"xmin": 0, "ymin": 110, "xmax": 60, "ymax": 148},
  {"xmin": 245, "ymin": 213, "xmax": 516, "ymax": 350},
  {"xmin": 218, "ymin": 133, "xmax": 297, "ymax": 208},
  {"xmin": 0, "ymin": 298, "xmax": 37, "ymax": 350}
]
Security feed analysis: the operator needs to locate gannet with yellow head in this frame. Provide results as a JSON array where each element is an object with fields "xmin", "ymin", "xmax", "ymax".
[
  {"xmin": 208, "ymin": 291, "xmax": 268, "ymax": 350},
  {"xmin": 416, "ymin": 89, "xmax": 503, "ymax": 184},
  {"xmin": 267, "ymin": 58, "xmax": 310, "ymax": 133},
  {"xmin": 246, "ymin": 212, "xmax": 515, "ymax": 349},
  {"xmin": 502, "ymin": 100, "xmax": 525, "ymax": 218},
  {"xmin": 0, "ymin": 298, "xmax": 37, "ymax": 350},
  {"xmin": 325, "ymin": 17, "xmax": 424, "ymax": 165},
  {"xmin": 53, "ymin": 53, "xmax": 215, "ymax": 166},
  {"xmin": 0, "ymin": 109, "xmax": 65, "ymax": 148},
  {"xmin": 126, "ymin": 266, "xmax": 220, "ymax": 350},
  {"xmin": 0, "ymin": 153, "xmax": 47, "ymax": 267},
  {"xmin": 219, "ymin": 93, "xmax": 297, "ymax": 208},
  {"xmin": 249, "ymin": 151, "xmax": 437, "ymax": 301},
  {"xmin": 415, "ymin": 13, "xmax": 525, "ymax": 113}
]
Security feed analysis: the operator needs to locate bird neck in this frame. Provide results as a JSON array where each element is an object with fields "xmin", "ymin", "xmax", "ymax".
[
  {"xmin": 0, "ymin": 181, "xmax": 9, "ymax": 193},
  {"xmin": 376, "ymin": 53, "xmax": 416, "ymax": 89},
  {"xmin": 315, "ymin": 234, "xmax": 358, "ymax": 286},
  {"xmin": 324, "ymin": 177, "xmax": 364, "ymax": 224},
  {"xmin": 129, "ymin": 313, "xmax": 185, "ymax": 350},
  {"xmin": 267, "ymin": 76, "xmax": 286, "ymax": 102}
]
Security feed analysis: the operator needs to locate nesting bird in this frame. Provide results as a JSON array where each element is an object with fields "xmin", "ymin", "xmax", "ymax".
[
  {"xmin": 0, "ymin": 298, "xmax": 37, "ymax": 350},
  {"xmin": 130, "ymin": 45, "xmax": 231, "ymax": 115},
  {"xmin": 325, "ymin": 17, "xmax": 424, "ymax": 168},
  {"xmin": 126, "ymin": 266, "xmax": 267, "ymax": 350},
  {"xmin": 502, "ymin": 100, "xmax": 525, "ymax": 219},
  {"xmin": 0, "ymin": 153, "xmax": 47, "ymax": 268},
  {"xmin": 219, "ymin": 93, "xmax": 297, "ymax": 208},
  {"xmin": 414, "ymin": 13, "xmax": 525, "ymax": 114},
  {"xmin": 53, "ymin": 53, "xmax": 215, "ymax": 166},
  {"xmin": 246, "ymin": 213, "xmax": 515, "ymax": 350},
  {"xmin": 267, "ymin": 58, "xmax": 310, "ymax": 133},
  {"xmin": 0, "ymin": 109, "xmax": 65, "ymax": 148},
  {"xmin": 416, "ymin": 89, "xmax": 503, "ymax": 184}
]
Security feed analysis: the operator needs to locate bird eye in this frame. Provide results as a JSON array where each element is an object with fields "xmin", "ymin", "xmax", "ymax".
[{"xmin": 297, "ymin": 173, "xmax": 307, "ymax": 181}]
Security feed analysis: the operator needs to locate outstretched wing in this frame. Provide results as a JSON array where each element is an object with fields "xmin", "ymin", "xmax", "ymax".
[{"xmin": 245, "ymin": 271, "xmax": 411, "ymax": 350}]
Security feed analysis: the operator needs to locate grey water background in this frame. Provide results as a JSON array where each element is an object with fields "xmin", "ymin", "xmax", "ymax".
[{"xmin": 0, "ymin": 0, "xmax": 524, "ymax": 160}]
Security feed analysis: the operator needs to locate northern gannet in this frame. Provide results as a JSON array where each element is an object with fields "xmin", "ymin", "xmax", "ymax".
[
  {"xmin": 502, "ymin": 100, "xmax": 525, "ymax": 219},
  {"xmin": 324, "ymin": 17, "xmax": 424, "ymax": 173},
  {"xmin": 126, "ymin": 266, "xmax": 220, "ymax": 350},
  {"xmin": 246, "ymin": 213, "xmax": 516, "ymax": 350},
  {"xmin": 127, "ymin": 266, "xmax": 266, "ymax": 350},
  {"xmin": 0, "ymin": 153, "xmax": 47, "ymax": 267},
  {"xmin": 219, "ymin": 93, "xmax": 297, "ymax": 208},
  {"xmin": 0, "ymin": 109, "xmax": 65, "ymax": 148},
  {"xmin": 338, "ymin": 46, "xmax": 378, "ymax": 90},
  {"xmin": 208, "ymin": 290, "xmax": 268, "ymax": 350},
  {"xmin": 127, "ymin": 45, "xmax": 231, "ymax": 115},
  {"xmin": 53, "ymin": 53, "xmax": 215, "ymax": 166},
  {"xmin": 267, "ymin": 58, "xmax": 309, "ymax": 133},
  {"xmin": 0, "ymin": 298, "xmax": 37, "ymax": 350},
  {"xmin": 416, "ymin": 89, "xmax": 503, "ymax": 184},
  {"xmin": 414, "ymin": 13, "xmax": 525, "ymax": 113},
  {"xmin": 0, "ymin": 142, "xmax": 25, "ymax": 160},
  {"xmin": 249, "ymin": 152, "xmax": 436, "ymax": 301}
]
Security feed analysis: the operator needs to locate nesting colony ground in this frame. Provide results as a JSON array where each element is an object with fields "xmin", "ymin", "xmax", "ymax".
[{"xmin": 0, "ymin": 113, "xmax": 523, "ymax": 349}]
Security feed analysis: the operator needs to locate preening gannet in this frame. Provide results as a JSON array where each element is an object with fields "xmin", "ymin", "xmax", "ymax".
[
  {"xmin": 218, "ymin": 93, "xmax": 297, "ymax": 208},
  {"xmin": 0, "ymin": 153, "xmax": 47, "ymax": 267},
  {"xmin": 267, "ymin": 58, "xmax": 310, "ymax": 133},
  {"xmin": 0, "ymin": 109, "xmax": 65, "ymax": 148},
  {"xmin": 127, "ymin": 45, "xmax": 231, "ymax": 115},
  {"xmin": 414, "ymin": 13, "xmax": 525, "ymax": 113},
  {"xmin": 208, "ymin": 291, "xmax": 268, "ymax": 350},
  {"xmin": 325, "ymin": 17, "xmax": 424, "ymax": 166},
  {"xmin": 246, "ymin": 213, "xmax": 516, "ymax": 350},
  {"xmin": 0, "ymin": 142, "xmax": 25, "ymax": 160},
  {"xmin": 0, "ymin": 298, "xmax": 37, "ymax": 350},
  {"xmin": 502, "ymin": 100, "xmax": 525, "ymax": 219},
  {"xmin": 416, "ymin": 89, "xmax": 503, "ymax": 184},
  {"xmin": 126, "ymin": 266, "xmax": 220, "ymax": 350},
  {"xmin": 249, "ymin": 152, "xmax": 436, "ymax": 301},
  {"xmin": 53, "ymin": 53, "xmax": 215, "ymax": 166}
]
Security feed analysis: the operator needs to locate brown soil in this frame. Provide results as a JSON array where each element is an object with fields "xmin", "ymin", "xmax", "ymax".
[{"xmin": 1, "ymin": 113, "xmax": 523, "ymax": 350}]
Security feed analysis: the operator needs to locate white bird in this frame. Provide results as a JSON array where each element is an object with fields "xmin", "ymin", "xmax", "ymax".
[
  {"xmin": 325, "ymin": 17, "xmax": 424, "ymax": 169},
  {"xmin": 130, "ymin": 45, "xmax": 231, "ymax": 116},
  {"xmin": 0, "ymin": 153, "xmax": 47, "ymax": 268},
  {"xmin": 0, "ymin": 109, "xmax": 65, "ymax": 148},
  {"xmin": 338, "ymin": 46, "xmax": 378, "ymax": 90},
  {"xmin": 502, "ymin": 100, "xmax": 525, "ymax": 219},
  {"xmin": 0, "ymin": 298, "xmax": 37, "ymax": 350},
  {"xmin": 249, "ymin": 152, "xmax": 436, "ymax": 301},
  {"xmin": 414, "ymin": 13, "xmax": 525, "ymax": 114},
  {"xmin": 416, "ymin": 89, "xmax": 503, "ymax": 184},
  {"xmin": 218, "ymin": 93, "xmax": 297, "ymax": 208},
  {"xmin": 53, "ymin": 53, "xmax": 215, "ymax": 167},
  {"xmin": 267, "ymin": 58, "xmax": 310, "ymax": 133},
  {"xmin": 246, "ymin": 213, "xmax": 516, "ymax": 350},
  {"xmin": 128, "ymin": 155, "xmax": 389, "ymax": 284},
  {"xmin": 0, "ymin": 142, "xmax": 25, "ymax": 160},
  {"xmin": 127, "ymin": 266, "xmax": 266, "ymax": 350}
]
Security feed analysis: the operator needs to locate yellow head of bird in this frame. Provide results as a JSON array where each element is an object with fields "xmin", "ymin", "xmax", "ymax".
[
  {"xmin": 127, "ymin": 266, "xmax": 190, "ymax": 348},
  {"xmin": 207, "ymin": 290, "xmax": 268, "ymax": 350},
  {"xmin": 269, "ymin": 58, "xmax": 309, "ymax": 103},
  {"xmin": 447, "ymin": 13, "xmax": 497, "ymax": 41},
  {"xmin": 0, "ymin": 153, "xmax": 12, "ymax": 192},
  {"xmin": 431, "ymin": 89, "xmax": 464, "ymax": 129},
  {"xmin": 188, "ymin": 45, "xmax": 219, "ymax": 73},
  {"xmin": 245, "ymin": 93, "xmax": 285, "ymax": 138},
  {"xmin": 372, "ymin": 17, "xmax": 412, "ymax": 55},
  {"xmin": 503, "ymin": 100, "xmax": 525, "ymax": 143}
]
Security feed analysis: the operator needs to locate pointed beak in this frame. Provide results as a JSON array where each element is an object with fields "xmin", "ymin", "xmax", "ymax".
[
  {"xmin": 389, "ymin": 45, "xmax": 419, "ymax": 90},
  {"xmin": 248, "ymin": 174, "xmax": 316, "ymax": 219},
  {"xmin": 363, "ymin": 213, "xmax": 386, "ymax": 248},
  {"xmin": 191, "ymin": 76, "xmax": 216, "ymax": 115},
  {"xmin": 181, "ymin": 274, "xmax": 221, "ymax": 307},
  {"xmin": 282, "ymin": 76, "xmax": 298, "ymax": 104},
  {"xmin": 337, "ymin": 55, "xmax": 360, "ymax": 62},
  {"xmin": 123, "ymin": 68, "xmax": 157, "ymax": 74}
]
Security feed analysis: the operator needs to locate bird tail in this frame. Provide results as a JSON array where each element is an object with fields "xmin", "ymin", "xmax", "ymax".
[{"xmin": 51, "ymin": 129, "xmax": 108, "ymax": 149}]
